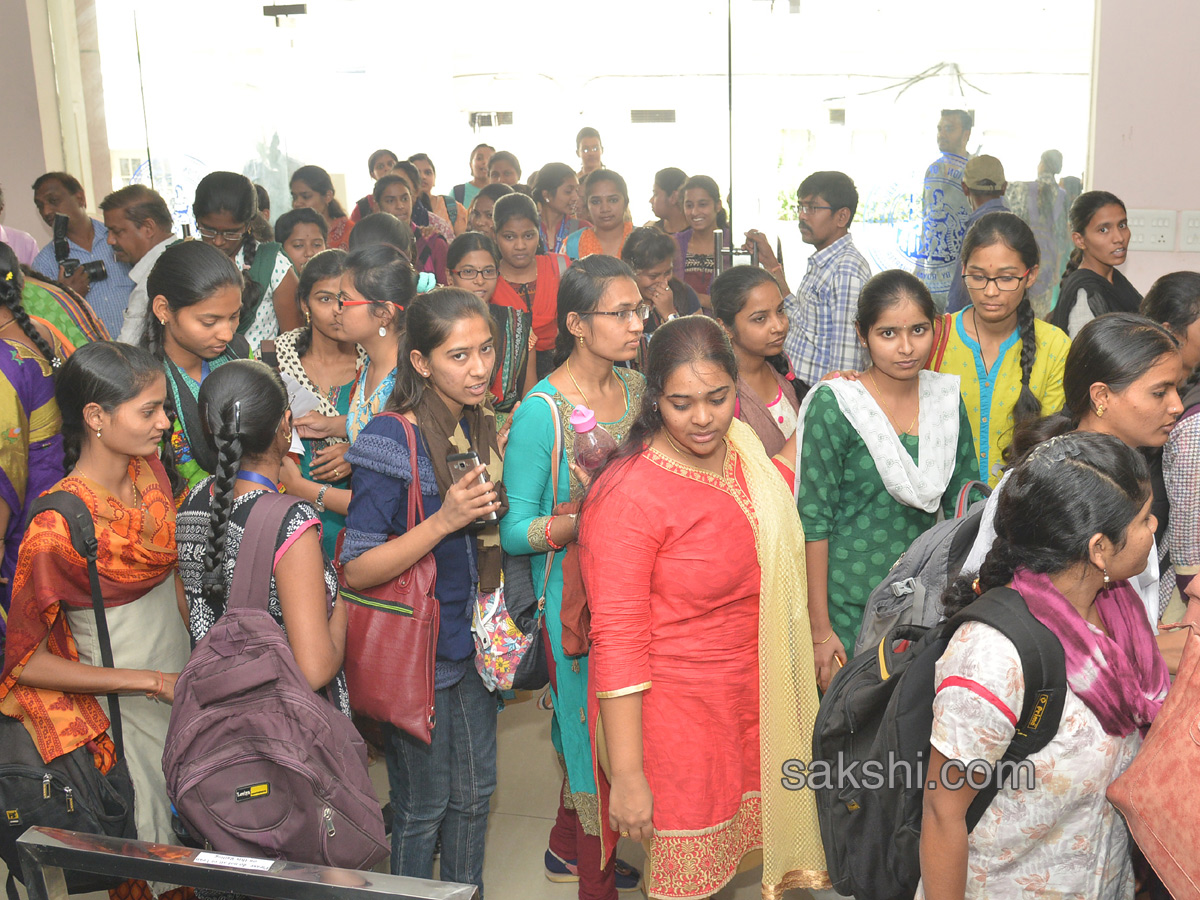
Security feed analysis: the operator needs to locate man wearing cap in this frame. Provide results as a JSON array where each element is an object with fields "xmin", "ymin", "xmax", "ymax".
[
  {"xmin": 916, "ymin": 109, "xmax": 973, "ymax": 311},
  {"xmin": 945, "ymin": 155, "xmax": 1010, "ymax": 314}
]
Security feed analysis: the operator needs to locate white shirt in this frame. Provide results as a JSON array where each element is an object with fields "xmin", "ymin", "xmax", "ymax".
[{"xmin": 117, "ymin": 235, "xmax": 175, "ymax": 344}]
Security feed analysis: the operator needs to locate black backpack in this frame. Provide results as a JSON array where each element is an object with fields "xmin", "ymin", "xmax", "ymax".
[
  {"xmin": 1, "ymin": 492, "xmax": 137, "ymax": 900},
  {"xmin": 810, "ymin": 587, "xmax": 1067, "ymax": 900}
]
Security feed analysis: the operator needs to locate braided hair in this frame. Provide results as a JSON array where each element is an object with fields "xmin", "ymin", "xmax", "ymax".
[
  {"xmin": 142, "ymin": 241, "xmax": 243, "ymax": 357},
  {"xmin": 0, "ymin": 242, "xmax": 59, "ymax": 367},
  {"xmin": 943, "ymin": 431, "xmax": 1150, "ymax": 617},
  {"xmin": 196, "ymin": 360, "xmax": 289, "ymax": 617},
  {"xmin": 960, "ymin": 212, "xmax": 1043, "ymax": 429}
]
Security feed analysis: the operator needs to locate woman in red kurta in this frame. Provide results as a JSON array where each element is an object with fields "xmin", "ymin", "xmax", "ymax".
[
  {"xmin": 578, "ymin": 317, "xmax": 828, "ymax": 900},
  {"xmin": 491, "ymin": 192, "xmax": 569, "ymax": 379}
]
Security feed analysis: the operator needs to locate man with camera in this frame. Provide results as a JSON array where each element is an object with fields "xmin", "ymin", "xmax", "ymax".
[
  {"xmin": 100, "ymin": 185, "xmax": 177, "ymax": 343},
  {"xmin": 31, "ymin": 171, "xmax": 135, "ymax": 337}
]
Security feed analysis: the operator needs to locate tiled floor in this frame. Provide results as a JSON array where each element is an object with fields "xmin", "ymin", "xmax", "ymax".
[{"xmin": 2, "ymin": 691, "xmax": 814, "ymax": 900}]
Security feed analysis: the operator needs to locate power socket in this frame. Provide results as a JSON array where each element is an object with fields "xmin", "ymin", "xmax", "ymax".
[
  {"xmin": 1127, "ymin": 209, "xmax": 1177, "ymax": 252},
  {"xmin": 1180, "ymin": 211, "xmax": 1200, "ymax": 253}
]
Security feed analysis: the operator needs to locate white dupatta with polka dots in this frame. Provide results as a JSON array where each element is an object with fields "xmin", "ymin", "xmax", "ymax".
[{"xmin": 792, "ymin": 369, "xmax": 962, "ymax": 513}]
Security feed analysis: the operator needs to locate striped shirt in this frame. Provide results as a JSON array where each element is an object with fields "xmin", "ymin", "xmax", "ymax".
[{"xmin": 783, "ymin": 232, "xmax": 871, "ymax": 385}]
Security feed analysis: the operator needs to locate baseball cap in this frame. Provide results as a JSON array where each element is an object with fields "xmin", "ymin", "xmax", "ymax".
[{"xmin": 964, "ymin": 155, "xmax": 1006, "ymax": 191}]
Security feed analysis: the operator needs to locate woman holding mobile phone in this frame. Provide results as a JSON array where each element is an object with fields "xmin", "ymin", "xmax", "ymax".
[{"xmin": 339, "ymin": 288, "xmax": 505, "ymax": 895}]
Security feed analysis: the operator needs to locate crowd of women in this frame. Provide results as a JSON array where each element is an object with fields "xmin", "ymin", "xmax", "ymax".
[{"xmin": 0, "ymin": 135, "xmax": 1193, "ymax": 900}]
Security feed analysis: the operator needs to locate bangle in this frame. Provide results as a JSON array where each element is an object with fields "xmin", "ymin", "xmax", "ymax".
[
  {"xmin": 545, "ymin": 517, "xmax": 565, "ymax": 551},
  {"xmin": 813, "ymin": 631, "xmax": 834, "ymax": 645},
  {"xmin": 146, "ymin": 670, "xmax": 164, "ymax": 699},
  {"xmin": 315, "ymin": 484, "xmax": 330, "ymax": 513}
]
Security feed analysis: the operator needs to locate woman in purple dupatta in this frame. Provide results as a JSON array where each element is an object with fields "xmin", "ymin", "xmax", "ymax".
[{"xmin": 0, "ymin": 242, "xmax": 69, "ymax": 642}]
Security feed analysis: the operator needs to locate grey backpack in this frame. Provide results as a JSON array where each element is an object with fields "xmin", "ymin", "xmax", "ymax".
[
  {"xmin": 854, "ymin": 481, "xmax": 990, "ymax": 657},
  {"xmin": 163, "ymin": 493, "xmax": 386, "ymax": 869}
]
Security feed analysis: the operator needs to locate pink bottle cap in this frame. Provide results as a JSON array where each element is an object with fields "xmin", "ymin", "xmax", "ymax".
[{"xmin": 569, "ymin": 406, "xmax": 597, "ymax": 433}]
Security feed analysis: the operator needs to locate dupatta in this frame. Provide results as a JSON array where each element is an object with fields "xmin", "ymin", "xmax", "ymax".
[
  {"xmin": 0, "ymin": 456, "xmax": 176, "ymax": 762},
  {"xmin": 792, "ymin": 370, "xmax": 962, "ymax": 513},
  {"xmin": 729, "ymin": 418, "xmax": 830, "ymax": 894}
]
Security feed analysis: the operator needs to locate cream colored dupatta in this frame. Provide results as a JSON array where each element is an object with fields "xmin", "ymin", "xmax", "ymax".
[{"xmin": 727, "ymin": 418, "xmax": 831, "ymax": 896}]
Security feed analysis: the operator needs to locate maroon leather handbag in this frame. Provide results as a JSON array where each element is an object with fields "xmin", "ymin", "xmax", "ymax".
[{"xmin": 334, "ymin": 412, "xmax": 439, "ymax": 744}]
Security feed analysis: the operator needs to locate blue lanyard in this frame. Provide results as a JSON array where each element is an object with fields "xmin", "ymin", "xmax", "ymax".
[{"xmin": 236, "ymin": 470, "xmax": 280, "ymax": 492}]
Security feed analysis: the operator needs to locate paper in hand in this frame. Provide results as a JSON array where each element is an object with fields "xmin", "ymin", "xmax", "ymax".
[{"xmin": 281, "ymin": 371, "xmax": 322, "ymax": 456}]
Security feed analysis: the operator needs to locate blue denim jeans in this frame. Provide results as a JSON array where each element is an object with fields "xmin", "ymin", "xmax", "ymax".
[{"xmin": 382, "ymin": 670, "xmax": 498, "ymax": 896}]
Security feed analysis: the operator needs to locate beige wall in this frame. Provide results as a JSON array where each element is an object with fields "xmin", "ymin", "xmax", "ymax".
[
  {"xmin": 0, "ymin": 0, "xmax": 57, "ymax": 241},
  {"xmin": 1090, "ymin": 0, "xmax": 1200, "ymax": 291}
]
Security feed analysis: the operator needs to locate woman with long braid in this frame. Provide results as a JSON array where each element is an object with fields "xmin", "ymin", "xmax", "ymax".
[
  {"xmin": 1, "ymin": 341, "xmax": 192, "ymax": 900},
  {"xmin": 0, "ymin": 241, "xmax": 70, "ymax": 633},
  {"xmin": 932, "ymin": 212, "xmax": 1071, "ymax": 486},
  {"xmin": 175, "ymin": 359, "xmax": 348, "ymax": 709}
]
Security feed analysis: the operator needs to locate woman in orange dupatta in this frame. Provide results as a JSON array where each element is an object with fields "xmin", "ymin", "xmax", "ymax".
[{"xmin": 0, "ymin": 341, "xmax": 192, "ymax": 900}]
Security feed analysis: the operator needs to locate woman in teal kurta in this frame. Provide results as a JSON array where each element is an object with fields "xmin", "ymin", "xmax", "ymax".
[{"xmin": 499, "ymin": 254, "xmax": 647, "ymax": 894}]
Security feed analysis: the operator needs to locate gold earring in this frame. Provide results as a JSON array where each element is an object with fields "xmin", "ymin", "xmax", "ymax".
[
  {"xmin": 95, "ymin": 428, "xmax": 102, "ymax": 439},
  {"xmin": 1103, "ymin": 566, "xmax": 1110, "ymax": 586},
  {"xmin": 1095, "ymin": 404, "xmax": 1105, "ymax": 418},
  {"xmin": 578, "ymin": 335, "xmax": 585, "ymax": 345}
]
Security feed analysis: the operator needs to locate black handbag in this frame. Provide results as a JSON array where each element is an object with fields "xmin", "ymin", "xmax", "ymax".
[{"xmin": 0, "ymin": 492, "xmax": 137, "ymax": 900}]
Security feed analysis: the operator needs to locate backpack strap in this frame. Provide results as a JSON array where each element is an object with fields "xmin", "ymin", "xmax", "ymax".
[
  {"xmin": 442, "ymin": 195, "xmax": 458, "ymax": 226},
  {"xmin": 247, "ymin": 241, "xmax": 280, "ymax": 291},
  {"xmin": 226, "ymin": 492, "xmax": 307, "ymax": 612},
  {"xmin": 258, "ymin": 339, "xmax": 279, "ymax": 372},
  {"xmin": 948, "ymin": 586, "xmax": 1067, "ymax": 830},
  {"xmin": 25, "ymin": 491, "xmax": 127, "ymax": 760}
]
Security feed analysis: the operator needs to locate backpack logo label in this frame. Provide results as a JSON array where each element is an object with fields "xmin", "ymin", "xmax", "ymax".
[
  {"xmin": 1027, "ymin": 691, "xmax": 1051, "ymax": 730},
  {"xmin": 6, "ymin": 809, "xmax": 20, "ymax": 826},
  {"xmin": 234, "ymin": 783, "xmax": 270, "ymax": 802}
]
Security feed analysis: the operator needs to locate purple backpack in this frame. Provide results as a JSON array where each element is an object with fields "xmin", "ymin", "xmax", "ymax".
[{"xmin": 162, "ymin": 493, "xmax": 386, "ymax": 869}]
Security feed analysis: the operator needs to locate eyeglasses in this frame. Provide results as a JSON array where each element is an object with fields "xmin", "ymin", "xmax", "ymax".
[
  {"xmin": 581, "ymin": 304, "xmax": 651, "ymax": 324},
  {"xmin": 961, "ymin": 270, "xmax": 1031, "ymax": 292},
  {"xmin": 452, "ymin": 266, "xmax": 499, "ymax": 280},
  {"xmin": 196, "ymin": 224, "xmax": 248, "ymax": 242},
  {"xmin": 796, "ymin": 203, "xmax": 834, "ymax": 216},
  {"xmin": 336, "ymin": 292, "xmax": 373, "ymax": 311}
]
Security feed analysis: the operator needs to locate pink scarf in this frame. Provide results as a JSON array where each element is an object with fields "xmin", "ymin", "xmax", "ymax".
[{"xmin": 1012, "ymin": 567, "xmax": 1169, "ymax": 737}]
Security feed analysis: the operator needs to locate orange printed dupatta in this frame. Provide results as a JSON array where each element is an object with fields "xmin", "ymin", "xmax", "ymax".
[{"xmin": 0, "ymin": 455, "xmax": 176, "ymax": 762}]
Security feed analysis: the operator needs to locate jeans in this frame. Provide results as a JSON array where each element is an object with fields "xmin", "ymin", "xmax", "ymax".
[{"xmin": 382, "ymin": 670, "xmax": 498, "ymax": 896}]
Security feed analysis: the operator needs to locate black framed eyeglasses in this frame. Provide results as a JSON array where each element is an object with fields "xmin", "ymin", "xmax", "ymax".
[
  {"xmin": 961, "ymin": 270, "xmax": 1031, "ymax": 292},
  {"xmin": 796, "ymin": 203, "xmax": 834, "ymax": 216},
  {"xmin": 452, "ymin": 266, "xmax": 499, "ymax": 280}
]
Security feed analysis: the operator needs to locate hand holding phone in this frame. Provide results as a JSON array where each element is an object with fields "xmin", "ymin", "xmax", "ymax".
[{"xmin": 445, "ymin": 451, "xmax": 500, "ymax": 529}]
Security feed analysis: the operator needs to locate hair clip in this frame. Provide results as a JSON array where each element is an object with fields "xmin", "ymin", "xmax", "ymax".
[
  {"xmin": 3, "ymin": 271, "xmax": 12, "ymax": 281},
  {"xmin": 972, "ymin": 577, "xmax": 983, "ymax": 596},
  {"xmin": 785, "ymin": 371, "xmax": 795, "ymax": 381},
  {"xmin": 233, "ymin": 400, "xmax": 241, "ymax": 434},
  {"xmin": 1028, "ymin": 433, "xmax": 1083, "ymax": 466}
]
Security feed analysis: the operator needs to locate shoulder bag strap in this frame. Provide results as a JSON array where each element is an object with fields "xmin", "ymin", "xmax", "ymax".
[
  {"xmin": 226, "ymin": 492, "xmax": 304, "ymax": 612},
  {"xmin": 375, "ymin": 412, "xmax": 427, "ymax": 528},
  {"xmin": 26, "ymin": 491, "xmax": 126, "ymax": 760},
  {"xmin": 926, "ymin": 313, "xmax": 954, "ymax": 370},
  {"xmin": 526, "ymin": 392, "xmax": 562, "ymax": 609}
]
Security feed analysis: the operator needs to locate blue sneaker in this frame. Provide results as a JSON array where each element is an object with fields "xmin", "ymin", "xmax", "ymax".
[{"xmin": 543, "ymin": 849, "xmax": 642, "ymax": 892}]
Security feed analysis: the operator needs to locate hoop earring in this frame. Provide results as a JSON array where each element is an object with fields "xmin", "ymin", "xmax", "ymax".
[{"xmin": 652, "ymin": 401, "xmax": 658, "ymax": 411}]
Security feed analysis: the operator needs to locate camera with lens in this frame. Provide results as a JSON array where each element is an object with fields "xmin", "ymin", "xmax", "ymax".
[{"xmin": 53, "ymin": 213, "xmax": 107, "ymax": 282}]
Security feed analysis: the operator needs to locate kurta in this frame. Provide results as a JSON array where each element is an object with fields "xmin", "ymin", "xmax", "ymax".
[
  {"xmin": 580, "ymin": 446, "xmax": 762, "ymax": 899},
  {"xmin": 0, "ymin": 322, "xmax": 70, "ymax": 633},
  {"xmin": 499, "ymin": 369, "xmax": 644, "ymax": 834},
  {"xmin": 935, "ymin": 311, "xmax": 1070, "ymax": 485},
  {"xmin": 796, "ymin": 385, "xmax": 979, "ymax": 653}
]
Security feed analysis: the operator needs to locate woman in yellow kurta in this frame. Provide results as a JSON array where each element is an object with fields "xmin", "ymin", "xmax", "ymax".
[{"xmin": 932, "ymin": 212, "xmax": 1070, "ymax": 485}]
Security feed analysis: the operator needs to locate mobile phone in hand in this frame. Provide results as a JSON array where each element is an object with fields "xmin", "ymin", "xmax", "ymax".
[{"xmin": 447, "ymin": 451, "xmax": 498, "ymax": 523}]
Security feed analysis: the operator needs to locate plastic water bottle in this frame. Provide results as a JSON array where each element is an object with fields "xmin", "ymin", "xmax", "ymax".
[{"xmin": 569, "ymin": 406, "xmax": 617, "ymax": 474}]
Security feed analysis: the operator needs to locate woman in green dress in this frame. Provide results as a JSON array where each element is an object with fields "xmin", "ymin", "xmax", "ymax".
[
  {"xmin": 796, "ymin": 270, "xmax": 978, "ymax": 688},
  {"xmin": 268, "ymin": 249, "xmax": 363, "ymax": 559},
  {"xmin": 500, "ymin": 255, "xmax": 645, "ymax": 897}
]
